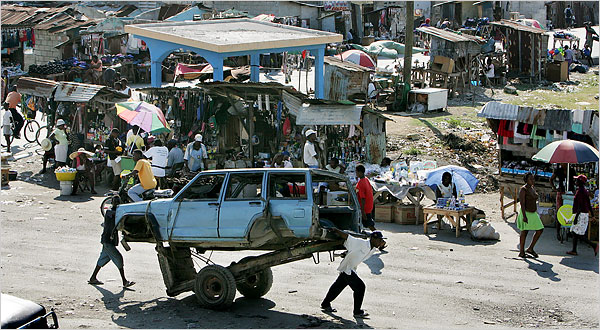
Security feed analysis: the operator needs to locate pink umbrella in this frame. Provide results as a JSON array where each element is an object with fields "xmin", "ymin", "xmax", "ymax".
[{"xmin": 340, "ymin": 49, "xmax": 376, "ymax": 69}]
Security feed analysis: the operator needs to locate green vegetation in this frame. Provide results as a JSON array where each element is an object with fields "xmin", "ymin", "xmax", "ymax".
[
  {"xmin": 507, "ymin": 74, "xmax": 599, "ymax": 109},
  {"xmin": 405, "ymin": 147, "xmax": 422, "ymax": 156}
]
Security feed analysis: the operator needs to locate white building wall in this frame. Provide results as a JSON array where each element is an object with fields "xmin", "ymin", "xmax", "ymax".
[
  {"xmin": 503, "ymin": 1, "xmax": 547, "ymax": 24},
  {"xmin": 25, "ymin": 30, "xmax": 68, "ymax": 70}
]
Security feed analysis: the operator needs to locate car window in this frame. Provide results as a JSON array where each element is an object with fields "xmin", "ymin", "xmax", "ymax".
[
  {"xmin": 178, "ymin": 174, "xmax": 225, "ymax": 200},
  {"xmin": 268, "ymin": 173, "xmax": 308, "ymax": 200},
  {"xmin": 225, "ymin": 173, "xmax": 263, "ymax": 200}
]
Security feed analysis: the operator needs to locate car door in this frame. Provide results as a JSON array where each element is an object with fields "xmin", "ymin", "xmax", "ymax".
[
  {"xmin": 218, "ymin": 172, "xmax": 265, "ymax": 238},
  {"xmin": 267, "ymin": 171, "xmax": 313, "ymax": 238},
  {"xmin": 168, "ymin": 173, "xmax": 225, "ymax": 240}
]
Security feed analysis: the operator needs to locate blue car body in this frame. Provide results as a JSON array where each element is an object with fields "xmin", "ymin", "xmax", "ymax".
[{"xmin": 115, "ymin": 168, "xmax": 361, "ymax": 250}]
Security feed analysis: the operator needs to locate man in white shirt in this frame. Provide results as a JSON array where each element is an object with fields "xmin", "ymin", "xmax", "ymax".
[
  {"xmin": 303, "ymin": 129, "xmax": 319, "ymax": 168},
  {"xmin": 2, "ymin": 109, "xmax": 13, "ymax": 152},
  {"xmin": 144, "ymin": 137, "xmax": 169, "ymax": 188},
  {"xmin": 321, "ymin": 229, "xmax": 386, "ymax": 318}
]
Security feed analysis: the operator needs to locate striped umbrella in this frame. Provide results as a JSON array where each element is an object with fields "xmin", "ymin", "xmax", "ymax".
[
  {"xmin": 532, "ymin": 140, "xmax": 599, "ymax": 164},
  {"xmin": 339, "ymin": 49, "xmax": 376, "ymax": 69},
  {"xmin": 115, "ymin": 101, "xmax": 170, "ymax": 134}
]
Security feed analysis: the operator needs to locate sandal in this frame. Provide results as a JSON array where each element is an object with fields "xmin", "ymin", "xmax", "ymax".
[
  {"xmin": 123, "ymin": 281, "xmax": 135, "ymax": 288},
  {"xmin": 321, "ymin": 306, "xmax": 337, "ymax": 313},
  {"xmin": 88, "ymin": 279, "xmax": 103, "ymax": 285},
  {"xmin": 526, "ymin": 250, "xmax": 539, "ymax": 258},
  {"xmin": 566, "ymin": 251, "xmax": 578, "ymax": 256},
  {"xmin": 518, "ymin": 252, "xmax": 527, "ymax": 258}
]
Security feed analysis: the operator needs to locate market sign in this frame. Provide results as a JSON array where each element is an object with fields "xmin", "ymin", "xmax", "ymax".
[
  {"xmin": 283, "ymin": 91, "xmax": 361, "ymax": 125},
  {"xmin": 324, "ymin": 1, "xmax": 350, "ymax": 12}
]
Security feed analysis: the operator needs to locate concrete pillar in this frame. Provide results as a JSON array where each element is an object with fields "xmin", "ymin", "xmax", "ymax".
[
  {"xmin": 151, "ymin": 60, "xmax": 162, "ymax": 87},
  {"xmin": 314, "ymin": 47, "xmax": 325, "ymax": 99},
  {"xmin": 250, "ymin": 53, "xmax": 260, "ymax": 82},
  {"xmin": 211, "ymin": 57, "xmax": 224, "ymax": 81}
]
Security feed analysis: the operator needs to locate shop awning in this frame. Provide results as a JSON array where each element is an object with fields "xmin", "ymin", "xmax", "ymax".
[
  {"xmin": 54, "ymin": 81, "xmax": 129, "ymax": 102},
  {"xmin": 477, "ymin": 101, "xmax": 519, "ymax": 120},
  {"xmin": 282, "ymin": 90, "xmax": 361, "ymax": 125},
  {"xmin": 16, "ymin": 77, "xmax": 59, "ymax": 98}
]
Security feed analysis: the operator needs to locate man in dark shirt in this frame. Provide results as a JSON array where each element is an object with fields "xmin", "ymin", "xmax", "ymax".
[{"xmin": 88, "ymin": 196, "xmax": 135, "ymax": 287}]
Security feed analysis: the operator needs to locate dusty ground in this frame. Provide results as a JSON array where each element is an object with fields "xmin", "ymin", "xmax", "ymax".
[{"xmin": 1, "ymin": 137, "xmax": 598, "ymax": 329}]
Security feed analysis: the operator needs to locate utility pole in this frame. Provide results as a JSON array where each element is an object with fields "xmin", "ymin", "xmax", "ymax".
[{"xmin": 403, "ymin": 1, "xmax": 414, "ymax": 87}]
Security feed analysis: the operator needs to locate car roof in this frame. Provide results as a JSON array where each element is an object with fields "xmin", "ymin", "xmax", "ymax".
[{"xmin": 199, "ymin": 168, "xmax": 348, "ymax": 180}]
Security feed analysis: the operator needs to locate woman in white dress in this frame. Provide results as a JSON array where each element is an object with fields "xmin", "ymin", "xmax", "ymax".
[{"xmin": 50, "ymin": 119, "xmax": 69, "ymax": 167}]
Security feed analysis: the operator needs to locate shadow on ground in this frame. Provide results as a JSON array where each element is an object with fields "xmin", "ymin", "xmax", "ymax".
[{"xmin": 92, "ymin": 286, "xmax": 371, "ymax": 329}]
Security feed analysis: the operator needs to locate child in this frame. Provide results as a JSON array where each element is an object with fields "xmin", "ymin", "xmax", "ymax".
[{"xmin": 355, "ymin": 164, "xmax": 376, "ymax": 231}]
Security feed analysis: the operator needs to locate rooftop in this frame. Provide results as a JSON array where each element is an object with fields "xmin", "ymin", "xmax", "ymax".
[
  {"xmin": 124, "ymin": 19, "xmax": 342, "ymax": 53},
  {"xmin": 416, "ymin": 26, "xmax": 486, "ymax": 43},
  {"xmin": 490, "ymin": 19, "xmax": 547, "ymax": 34}
]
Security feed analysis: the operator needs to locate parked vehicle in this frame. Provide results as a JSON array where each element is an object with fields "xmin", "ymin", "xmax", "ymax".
[
  {"xmin": 114, "ymin": 168, "xmax": 363, "ymax": 309},
  {"xmin": 1, "ymin": 294, "xmax": 58, "ymax": 329}
]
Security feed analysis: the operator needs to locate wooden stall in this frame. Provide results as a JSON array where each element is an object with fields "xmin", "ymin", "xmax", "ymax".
[
  {"xmin": 324, "ymin": 56, "xmax": 373, "ymax": 102},
  {"xmin": 489, "ymin": 20, "xmax": 548, "ymax": 82},
  {"xmin": 477, "ymin": 101, "xmax": 599, "ymax": 222}
]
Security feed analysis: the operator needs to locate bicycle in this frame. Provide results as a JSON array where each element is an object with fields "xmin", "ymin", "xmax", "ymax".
[
  {"xmin": 35, "ymin": 124, "xmax": 50, "ymax": 146},
  {"xmin": 22, "ymin": 110, "xmax": 40, "ymax": 143}
]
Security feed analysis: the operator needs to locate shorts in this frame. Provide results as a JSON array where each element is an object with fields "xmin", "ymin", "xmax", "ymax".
[
  {"xmin": 110, "ymin": 159, "xmax": 122, "ymax": 176},
  {"xmin": 362, "ymin": 212, "xmax": 375, "ymax": 228},
  {"xmin": 96, "ymin": 243, "xmax": 123, "ymax": 269},
  {"xmin": 2, "ymin": 125, "xmax": 12, "ymax": 135}
]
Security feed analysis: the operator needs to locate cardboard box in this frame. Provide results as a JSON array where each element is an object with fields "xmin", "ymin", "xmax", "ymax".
[
  {"xmin": 432, "ymin": 56, "xmax": 455, "ymax": 73},
  {"xmin": 394, "ymin": 204, "xmax": 424, "ymax": 224},
  {"xmin": 546, "ymin": 61, "xmax": 568, "ymax": 82},
  {"xmin": 374, "ymin": 203, "xmax": 394, "ymax": 223}
]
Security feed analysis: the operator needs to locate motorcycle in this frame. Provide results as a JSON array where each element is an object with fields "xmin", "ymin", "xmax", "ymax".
[{"xmin": 100, "ymin": 170, "xmax": 173, "ymax": 216}]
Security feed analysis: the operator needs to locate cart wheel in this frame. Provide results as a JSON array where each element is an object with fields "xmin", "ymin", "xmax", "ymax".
[
  {"xmin": 236, "ymin": 267, "xmax": 273, "ymax": 299},
  {"xmin": 194, "ymin": 265, "xmax": 237, "ymax": 310},
  {"xmin": 100, "ymin": 196, "xmax": 113, "ymax": 217}
]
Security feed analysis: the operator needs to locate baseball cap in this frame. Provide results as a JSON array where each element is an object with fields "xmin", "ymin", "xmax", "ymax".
[
  {"xmin": 305, "ymin": 129, "xmax": 317, "ymax": 137},
  {"xmin": 370, "ymin": 231, "xmax": 386, "ymax": 239},
  {"xmin": 56, "ymin": 119, "xmax": 66, "ymax": 126},
  {"xmin": 194, "ymin": 134, "xmax": 203, "ymax": 142}
]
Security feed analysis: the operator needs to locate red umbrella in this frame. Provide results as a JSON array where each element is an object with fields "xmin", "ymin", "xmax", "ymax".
[{"xmin": 339, "ymin": 49, "xmax": 376, "ymax": 69}]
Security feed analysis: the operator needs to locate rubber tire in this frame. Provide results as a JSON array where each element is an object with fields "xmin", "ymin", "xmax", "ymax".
[
  {"xmin": 236, "ymin": 267, "xmax": 273, "ymax": 299},
  {"xmin": 194, "ymin": 265, "xmax": 237, "ymax": 310},
  {"xmin": 35, "ymin": 125, "xmax": 49, "ymax": 146},
  {"xmin": 24, "ymin": 120, "xmax": 40, "ymax": 143},
  {"xmin": 100, "ymin": 196, "xmax": 113, "ymax": 217}
]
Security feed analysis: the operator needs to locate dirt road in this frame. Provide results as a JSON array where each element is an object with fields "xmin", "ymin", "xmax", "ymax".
[{"xmin": 1, "ymin": 142, "xmax": 598, "ymax": 328}]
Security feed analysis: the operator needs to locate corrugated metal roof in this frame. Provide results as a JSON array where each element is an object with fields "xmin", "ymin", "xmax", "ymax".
[
  {"xmin": 416, "ymin": 26, "xmax": 486, "ymax": 44},
  {"xmin": 16, "ymin": 77, "xmax": 59, "ymax": 98},
  {"xmin": 490, "ymin": 19, "xmax": 547, "ymax": 34},
  {"xmin": 54, "ymin": 82, "xmax": 105, "ymax": 102},
  {"xmin": 324, "ymin": 56, "xmax": 374, "ymax": 73},
  {"xmin": 1, "ymin": 5, "xmax": 68, "ymax": 27},
  {"xmin": 477, "ymin": 101, "xmax": 520, "ymax": 120}
]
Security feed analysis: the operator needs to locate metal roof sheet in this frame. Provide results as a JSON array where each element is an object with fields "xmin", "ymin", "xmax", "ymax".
[
  {"xmin": 324, "ymin": 56, "xmax": 374, "ymax": 73},
  {"xmin": 477, "ymin": 101, "xmax": 520, "ymax": 120},
  {"xmin": 489, "ymin": 19, "xmax": 547, "ymax": 34},
  {"xmin": 416, "ymin": 26, "xmax": 486, "ymax": 43},
  {"xmin": 16, "ymin": 77, "xmax": 59, "ymax": 98},
  {"xmin": 0, "ymin": 5, "xmax": 68, "ymax": 27}
]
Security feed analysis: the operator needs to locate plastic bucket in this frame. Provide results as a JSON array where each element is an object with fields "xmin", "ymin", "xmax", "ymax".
[{"xmin": 60, "ymin": 181, "xmax": 73, "ymax": 196}]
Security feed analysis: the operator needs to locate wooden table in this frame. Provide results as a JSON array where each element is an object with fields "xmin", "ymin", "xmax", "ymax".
[{"xmin": 423, "ymin": 207, "xmax": 475, "ymax": 237}]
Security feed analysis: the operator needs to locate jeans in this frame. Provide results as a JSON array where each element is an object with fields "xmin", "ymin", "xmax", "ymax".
[
  {"xmin": 128, "ymin": 183, "xmax": 146, "ymax": 202},
  {"xmin": 96, "ymin": 243, "xmax": 123, "ymax": 269},
  {"xmin": 322, "ymin": 271, "xmax": 366, "ymax": 314}
]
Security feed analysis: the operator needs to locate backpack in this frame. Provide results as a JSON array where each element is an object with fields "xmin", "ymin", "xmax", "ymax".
[{"xmin": 565, "ymin": 8, "xmax": 572, "ymax": 18}]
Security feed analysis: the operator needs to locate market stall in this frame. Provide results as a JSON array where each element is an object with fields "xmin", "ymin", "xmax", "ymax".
[{"xmin": 477, "ymin": 101, "xmax": 599, "ymax": 223}]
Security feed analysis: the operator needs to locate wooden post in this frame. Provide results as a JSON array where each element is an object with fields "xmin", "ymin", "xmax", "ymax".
[
  {"xmin": 518, "ymin": 30, "xmax": 522, "ymax": 73},
  {"xmin": 249, "ymin": 97, "xmax": 255, "ymax": 166},
  {"xmin": 403, "ymin": 1, "xmax": 414, "ymax": 88},
  {"xmin": 538, "ymin": 34, "xmax": 542, "ymax": 81},
  {"xmin": 531, "ymin": 33, "xmax": 535, "ymax": 81}
]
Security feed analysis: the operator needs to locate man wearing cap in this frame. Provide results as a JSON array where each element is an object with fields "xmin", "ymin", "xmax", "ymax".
[
  {"xmin": 70, "ymin": 148, "xmax": 96, "ymax": 195},
  {"xmin": 49, "ymin": 119, "xmax": 69, "ymax": 167},
  {"xmin": 303, "ymin": 129, "xmax": 320, "ymax": 168},
  {"xmin": 321, "ymin": 228, "xmax": 386, "ymax": 318},
  {"xmin": 184, "ymin": 134, "xmax": 208, "ymax": 172},
  {"xmin": 39, "ymin": 136, "xmax": 56, "ymax": 174},
  {"xmin": 105, "ymin": 128, "xmax": 124, "ymax": 190}
]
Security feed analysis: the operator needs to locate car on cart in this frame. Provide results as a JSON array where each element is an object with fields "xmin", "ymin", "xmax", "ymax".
[{"xmin": 114, "ymin": 168, "xmax": 363, "ymax": 309}]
